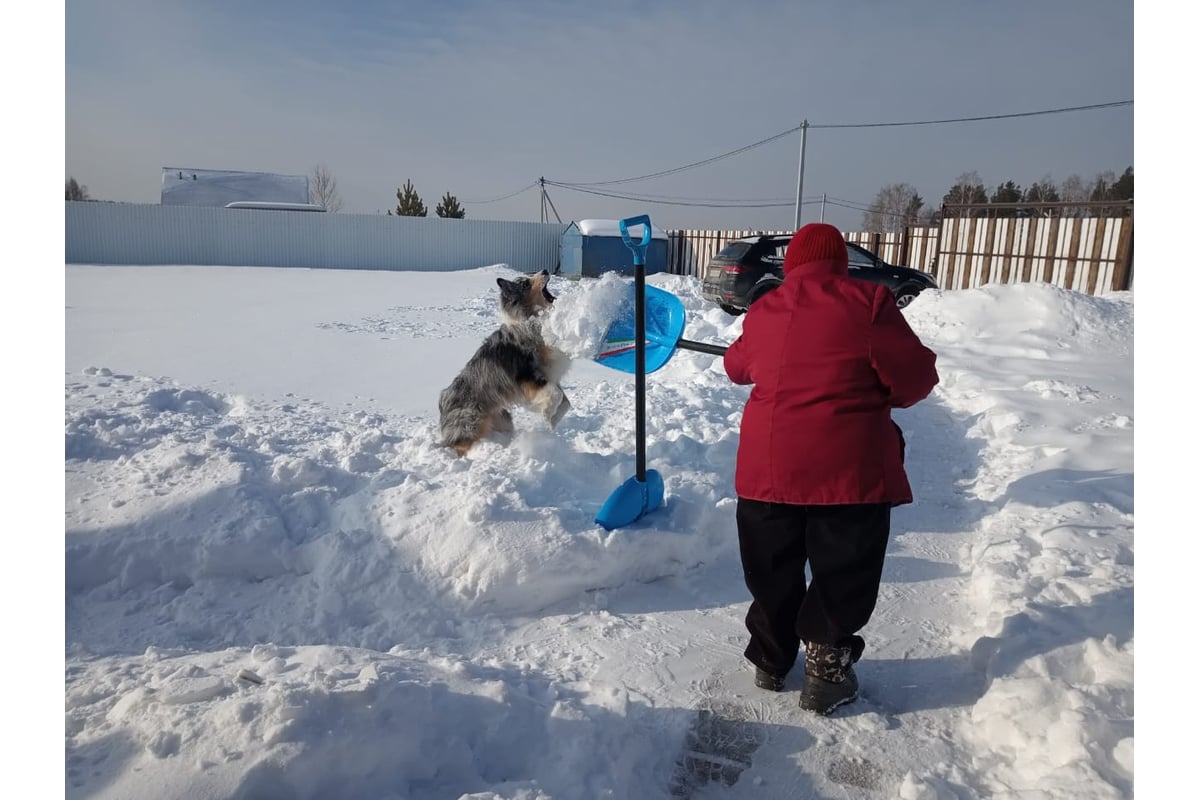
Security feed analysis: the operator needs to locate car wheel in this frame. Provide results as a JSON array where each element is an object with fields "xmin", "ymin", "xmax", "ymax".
[
  {"xmin": 719, "ymin": 303, "xmax": 746, "ymax": 317},
  {"xmin": 894, "ymin": 285, "xmax": 922, "ymax": 309},
  {"xmin": 748, "ymin": 277, "xmax": 783, "ymax": 307}
]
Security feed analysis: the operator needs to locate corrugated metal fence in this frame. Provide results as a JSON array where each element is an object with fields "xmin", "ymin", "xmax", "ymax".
[
  {"xmin": 66, "ymin": 202, "xmax": 565, "ymax": 272},
  {"xmin": 66, "ymin": 202, "xmax": 1133, "ymax": 295}
]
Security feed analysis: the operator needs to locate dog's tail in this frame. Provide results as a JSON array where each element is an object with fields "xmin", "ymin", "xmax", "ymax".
[
  {"xmin": 438, "ymin": 385, "xmax": 486, "ymax": 456},
  {"xmin": 439, "ymin": 410, "xmax": 481, "ymax": 455}
]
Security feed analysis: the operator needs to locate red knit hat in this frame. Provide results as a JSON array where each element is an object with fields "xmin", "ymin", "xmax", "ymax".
[{"xmin": 783, "ymin": 222, "xmax": 848, "ymax": 274}]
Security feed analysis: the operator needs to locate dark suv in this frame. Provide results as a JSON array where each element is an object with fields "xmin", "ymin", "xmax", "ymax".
[{"xmin": 701, "ymin": 234, "xmax": 938, "ymax": 315}]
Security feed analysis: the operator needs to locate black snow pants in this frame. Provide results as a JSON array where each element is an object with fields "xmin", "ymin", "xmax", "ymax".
[{"xmin": 736, "ymin": 499, "xmax": 891, "ymax": 677}]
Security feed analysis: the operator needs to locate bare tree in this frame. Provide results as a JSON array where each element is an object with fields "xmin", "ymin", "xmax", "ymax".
[
  {"xmin": 861, "ymin": 183, "xmax": 924, "ymax": 233},
  {"xmin": 1022, "ymin": 174, "xmax": 1060, "ymax": 216},
  {"xmin": 309, "ymin": 164, "xmax": 343, "ymax": 212},
  {"xmin": 1060, "ymin": 174, "xmax": 1087, "ymax": 203},
  {"xmin": 1060, "ymin": 174, "xmax": 1088, "ymax": 217}
]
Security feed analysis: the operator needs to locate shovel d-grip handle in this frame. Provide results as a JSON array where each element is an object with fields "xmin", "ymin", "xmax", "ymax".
[{"xmin": 618, "ymin": 214, "xmax": 653, "ymax": 266}]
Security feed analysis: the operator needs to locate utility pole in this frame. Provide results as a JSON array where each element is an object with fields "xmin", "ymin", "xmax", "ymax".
[
  {"xmin": 793, "ymin": 119, "xmax": 808, "ymax": 230},
  {"xmin": 820, "ymin": 193, "xmax": 827, "ymax": 223},
  {"xmin": 543, "ymin": 184, "xmax": 562, "ymax": 224}
]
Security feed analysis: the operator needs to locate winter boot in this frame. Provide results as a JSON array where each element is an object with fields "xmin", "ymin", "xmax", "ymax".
[
  {"xmin": 753, "ymin": 666, "xmax": 786, "ymax": 692},
  {"xmin": 799, "ymin": 642, "xmax": 859, "ymax": 715}
]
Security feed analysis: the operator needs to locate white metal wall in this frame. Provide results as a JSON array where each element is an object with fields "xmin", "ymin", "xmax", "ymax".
[{"xmin": 66, "ymin": 202, "xmax": 566, "ymax": 272}]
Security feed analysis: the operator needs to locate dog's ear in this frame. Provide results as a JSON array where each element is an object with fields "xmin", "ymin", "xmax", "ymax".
[{"xmin": 496, "ymin": 278, "xmax": 512, "ymax": 290}]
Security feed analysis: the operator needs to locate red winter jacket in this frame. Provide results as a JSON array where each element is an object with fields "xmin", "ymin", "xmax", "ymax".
[{"xmin": 723, "ymin": 258, "xmax": 939, "ymax": 506}]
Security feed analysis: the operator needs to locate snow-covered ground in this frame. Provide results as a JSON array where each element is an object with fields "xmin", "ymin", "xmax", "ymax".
[{"xmin": 64, "ymin": 263, "xmax": 1133, "ymax": 799}]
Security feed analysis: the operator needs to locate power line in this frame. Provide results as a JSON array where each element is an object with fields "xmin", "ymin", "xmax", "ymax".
[
  {"xmin": 548, "ymin": 99, "xmax": 1132, "ymax": 189},
  {"xmin": 548, "ymin": 182, "xmax": 803, "ymax": 204},
  {"xmin": 545, "ymin": 181, "xmax": 824, "ymax": 209},
  {"xmin": 824, "ymin": 198, "xmax": 910, "ymax": 218},
  {"xmin": 465, "ymin": 100, "xmax": 1131, "ymax": 216},
  {"xmin": 825, "ymin": 196, "xmax": 878, "ymax": 212},
  {"xmin": 555, "ymin": 126, "xmax": 803, "ymax": 188},
  {"xmin": 810, "ymin": 100, "xmax": 1132, "ymax": 130},
  {"xmin": 462, "ymin": 181, "xmax": 539, "ymax": 204}
]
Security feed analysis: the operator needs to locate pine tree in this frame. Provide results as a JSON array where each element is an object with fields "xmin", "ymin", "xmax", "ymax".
[
  {"xmin": 66, "ymin": 176, "xmax": 91, "ymax": 201},
  {"xmin": 1110, "ymin": 167, "xmax": 1133, "ymax": 202},
  {"xmin": 1088, "ymin": 171, "xmax": 1117, "ymax": 204},
  {"xmin": 942, "ymin": 171, "xmax": 988, "ymax": 216},
  {"xmin": 1102, "ymin": 167, "xmax": 1133, "ymax": 217},
  {"xmin": 395, "ymin": 179, "xmax": 427, "ymax": 217},
  {"xmin": 989, "ymin": 181, "xmax": 1022, "ymax": 217},
  {"xmin": 991, "ymin": 180, "xmax": 1022, "ymax": 203},
  {"xmin": 435, "ymin": 192, "xmax": 466, "ymax": 219}
]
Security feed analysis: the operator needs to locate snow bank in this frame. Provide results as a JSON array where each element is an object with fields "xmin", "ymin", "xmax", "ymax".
[{"xmin": 905, "ymin": 284, "xmax": 1134, "ymax": 797}]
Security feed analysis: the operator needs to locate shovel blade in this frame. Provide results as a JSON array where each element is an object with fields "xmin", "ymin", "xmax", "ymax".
[
  {"xmin": 594, "ymin": 285, "xmax": 687, "ymax": 374},
  {"xmin": 595, "ymin": 470, "xmax": 665, "ymax": 531}
]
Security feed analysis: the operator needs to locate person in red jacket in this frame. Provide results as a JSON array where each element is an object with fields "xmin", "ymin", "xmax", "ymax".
[{"xmin": 723, "ymin": 222, "xmax": 939, "ymax": 714}]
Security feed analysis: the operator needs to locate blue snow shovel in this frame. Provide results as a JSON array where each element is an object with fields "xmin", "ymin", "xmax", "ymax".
[
  {"xmin": 593, "ymin": 216, "xmax": 730, "ymax": 531},
  {"xmin": 595, "ymin": 215, "xmax": 663, "ymax": 531}
]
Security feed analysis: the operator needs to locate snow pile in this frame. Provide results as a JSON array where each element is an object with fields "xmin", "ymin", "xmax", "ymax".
[
  {"xmin": 541, "ymin": 271, "xmax": 631, "ymax": 359},
  {"xmin": 904, "ymin": 284, "xmax": 1134, "ymax": 797},
  {"xmin": 66, "ymin": 265, "xmax": 1133, "ymax": 799}
]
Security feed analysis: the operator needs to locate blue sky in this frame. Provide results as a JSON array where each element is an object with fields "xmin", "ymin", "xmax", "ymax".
[{"xmin": 65, "ymin": 0, "xmax": 1133, "ymax": 230}]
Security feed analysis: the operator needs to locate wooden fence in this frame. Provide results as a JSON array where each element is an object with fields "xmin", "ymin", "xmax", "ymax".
[
  {"xmin": 934, "ymin": 202, "xmax": 1133, "ymax": 294},
  {"xmin": 844, "ymin": 227, "xmax": 939, "ymax": 272},
  {"xmin": 666, "ymin": 229, "xmax": 791, "ymax": 278},
  {"xmin": 665, "ymin": 227, "xmax": 939, "ymax": 278},
  {"xmin": 666, "ymin": 202, "xmax": 1132, "ymax": 295}
]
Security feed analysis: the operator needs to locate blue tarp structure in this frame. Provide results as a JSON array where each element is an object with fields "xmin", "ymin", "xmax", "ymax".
[{"xmin": 559, "ymin": 219, "xmax": 668, "ymax": 277}]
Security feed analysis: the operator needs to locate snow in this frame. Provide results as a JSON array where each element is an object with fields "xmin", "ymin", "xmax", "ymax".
[
  {"xmin": 160, "ymin": 167, "xmax": 310, "ymax": 207},
  {"xmin": 65, "ymin": 263, "xmax": 1133, "ymax": 799}
]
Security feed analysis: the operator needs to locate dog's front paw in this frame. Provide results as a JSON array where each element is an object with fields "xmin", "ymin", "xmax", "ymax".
[
  {"xmin": 548, "ymin": 394, "xmax": 571, "ymax": 429},
  {"xmin": 491, "ymin": 408, "xmax": 515, "ymax": 433}
]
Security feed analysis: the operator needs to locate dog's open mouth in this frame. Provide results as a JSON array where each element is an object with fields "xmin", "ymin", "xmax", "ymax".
[{"xmin": 538, "ymin": 270, "xmax": 555, "ymax": 303}]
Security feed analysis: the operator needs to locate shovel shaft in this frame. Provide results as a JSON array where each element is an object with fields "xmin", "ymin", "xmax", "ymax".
[
  {"xmin": 635, "ymin": 260, "xmax": 647, "ymax": 481},
  {"xmin": 676, "ymin": 339, "xmax": 728, "ymax": 357}
]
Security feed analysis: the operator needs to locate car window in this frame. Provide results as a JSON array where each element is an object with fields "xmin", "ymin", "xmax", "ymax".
[
  {"xmin": 846, "ymin": 243, "xmax": 880, "ymax": 268},
  {"xmin": 762, "ymin": 243, "xmax": 787, "ymax": 267},
  {"xmin": 781, "ymin": 240, "xmax": 875, "ymax": 268},
  {"xmin": 717, "ymin": 242, "xmax": 752, "ymax": 259}
]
